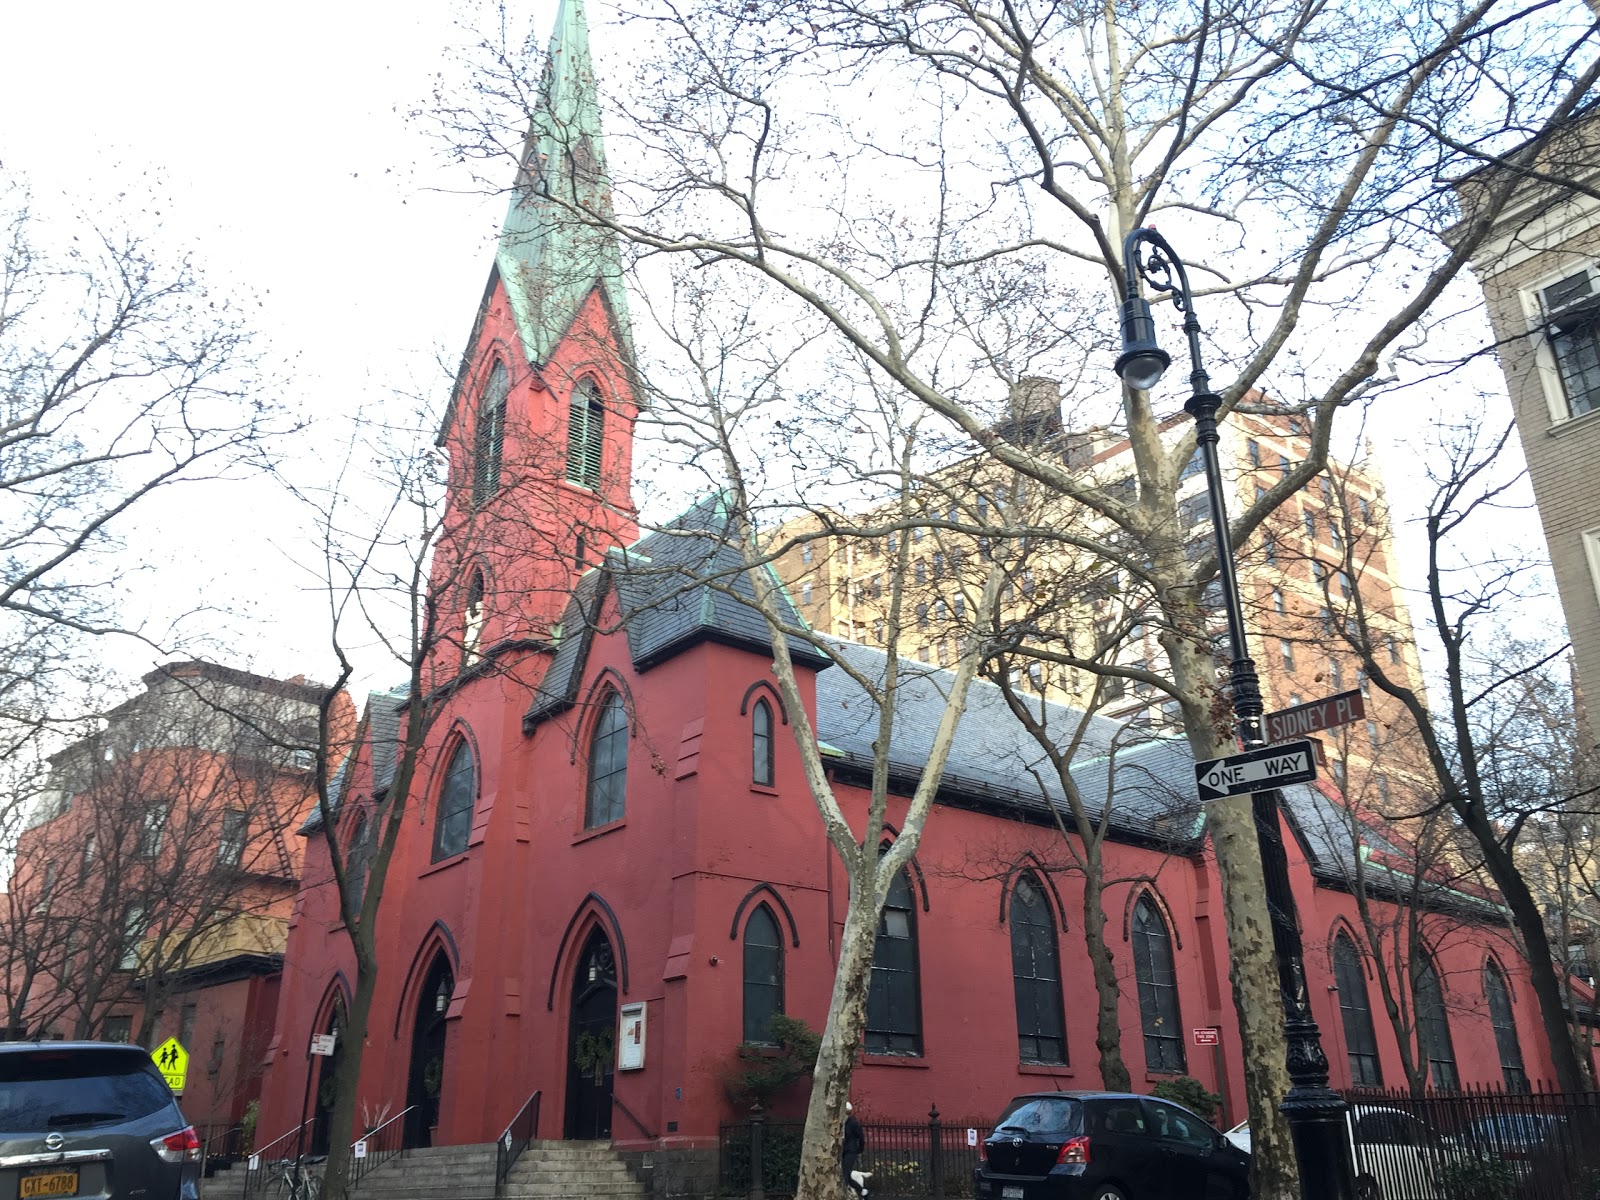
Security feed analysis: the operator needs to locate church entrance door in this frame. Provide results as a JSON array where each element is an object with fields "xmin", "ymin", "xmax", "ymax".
[
  {"xmin": 565, "ymin": 929, "xmax": 616, "ymax": 1140},
  {"xmin": 404, "ymin": 955, "xmax": 454, "ymax": 1149}
]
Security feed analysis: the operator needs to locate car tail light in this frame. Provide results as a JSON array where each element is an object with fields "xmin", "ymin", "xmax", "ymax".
[
  {"xmin": 151, "ymin": 1126, "xmax": 202, "ymax": 1163},
  {"xmin": 1056, "ymin": 1137, "xmax": 1090, "ymax": 1165}
]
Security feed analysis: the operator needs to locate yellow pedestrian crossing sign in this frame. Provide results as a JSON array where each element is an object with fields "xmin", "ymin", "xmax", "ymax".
[{"xmin": 153, "ymin": 1037, "xmax": 189, "ymax": 1094}]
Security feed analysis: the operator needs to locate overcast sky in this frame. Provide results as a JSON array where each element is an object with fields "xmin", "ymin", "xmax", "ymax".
[{"xmin": 0, "ymin": 0, "xmax": 1565, "ymax": 708}]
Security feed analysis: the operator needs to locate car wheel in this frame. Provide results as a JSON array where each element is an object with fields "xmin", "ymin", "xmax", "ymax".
[
  {"xmin": 1355, "ymin": 1176, "xmax": 1382, "ymax": 1200},
  {"xmin": 1090, "ymin": 1187, "xmax": 1127, "ymax": 1200}
]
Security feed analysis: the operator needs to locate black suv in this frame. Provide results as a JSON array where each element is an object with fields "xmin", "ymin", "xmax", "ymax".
[
  {"xmin": 0, "ymin": 1042, "xmax": 201, "ymax": 1200},
  {"xmin": 975, "ymin": 1092, "xmax": 1250, "ymax": 1200}
]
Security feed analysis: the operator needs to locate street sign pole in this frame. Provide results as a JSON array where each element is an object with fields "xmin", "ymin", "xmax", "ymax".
[{"xmin": 1117, "ymin": 225, "xmax": 1355, "ymax": 1200}]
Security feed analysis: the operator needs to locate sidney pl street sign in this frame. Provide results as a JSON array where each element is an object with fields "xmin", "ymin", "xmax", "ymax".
[
  {"xmin": 1194, "ymin": 740, "xmax": 1318, "ymax": 802},
  {"xmin": 1262, "ymin": 690, "xmax": 1365, "ymax": 745}
]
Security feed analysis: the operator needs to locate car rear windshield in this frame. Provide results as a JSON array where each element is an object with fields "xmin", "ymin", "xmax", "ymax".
[
  {"xmin": 994, "ymin": 1098, "xmax": 1082, "ymax": 1134},
  {"xmin": 0, "ymin": 1050, "xmax": 172, "ymax": 1131}
]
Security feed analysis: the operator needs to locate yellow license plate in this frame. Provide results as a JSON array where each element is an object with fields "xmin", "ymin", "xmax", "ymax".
[{"xmin": 20, "ymin": 1170, "xmax": 78, "ymax": 1198}]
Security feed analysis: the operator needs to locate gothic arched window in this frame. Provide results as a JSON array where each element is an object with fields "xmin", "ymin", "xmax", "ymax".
[
  {"xmin": 742, "ymin": 904, "xmax": 784, "ymax": 1044},
  {"xmin": 1011, "ymin": 873, "xmax": 1066, "ymax": 1064},
  {"xmin": 1132, "ymin": 896, "xmax": 1185, "ymax": 1073},
  {"xmin": 752, "ymin": 698, "xmax": 774, "ymax": 786},
  {"xmin": 432, "ymin": 740, "xmax": 475, "ymax": 862},
  {"xmin": 866, "ymin": 865, "xmax": 921, "ymax": 1055},
  {"xmin": 1415, "ymin": 954, "xmax": 1459, "ymax": 1091},
  {"xmin": 1333, "ymin": 933, "xmax": 1383, "ymax": 1086},
  {"xmin": 585, "ymin": 691, "xmax": 629, "ymax": 828},
  {"xmin": 1484, "ymin": 961, "xmax": 1527, "ymax": 1091},
  {"xmin": 472, "ymin": 362, "xmax": 509, "ymax": 506},
  {"xmin": 566, "ymin": 380, "xmax": 604, "ymax": 490},
  {"xmin": 463, "ymin": 569, "xmax": 486, "ymax": 664}
]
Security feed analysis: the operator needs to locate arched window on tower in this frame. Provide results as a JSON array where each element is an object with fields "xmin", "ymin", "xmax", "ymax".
[
  {"xmin": 585, "ymin": 691, "xmax": 628, "ymax": 828},
  {"xmin": 346, "ymin": 809, "xmax": 373, "ymax": 916},
  {"xmin": 1010, "ymin": 873, "xmax": 1066, "ymax": 1064},
  {"xmin": 1484, "ymin": 961, "xmax": 1527, "ymax": 1091},
  {"xmin": 432, "ymin": 740, "xmax": 475, "ymax": 862},
  {"xmin": 1415, "ymin": 953, "xmax": 1459, "ymax": 1091},
  {"xmin": 1332, "ymin": 933, "xmax": 1383, "ymax": 1086},
  {"xmin": 566, "ymin": 380, "xmax": 604, "ymax": 490},
  {"xmin": 743, "ymin": 904, "xmax": 784, "ymax": 1043},
  {"xmin": 463, "ymin": 569, "xmax": 486, "ymax": 665},
  {"xmin": 1132, "ymin": 896, "xmax": 1185, "ymax": 1073},
  {"xmin": 866, "ymin": 863, "xmax": 921, "ymax": 1055},
  {"xmin": 472, "ymin": 362, "xmax": 509, "ymax": 506},
  {"xmin": 751, "ymin": 698, "xmax": 774, "ymax": 786}
]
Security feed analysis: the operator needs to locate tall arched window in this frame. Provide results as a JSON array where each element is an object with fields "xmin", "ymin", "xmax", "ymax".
[
  {"xmin": 1484, "ymin": 961, "xmax": 1528, "ymax": 1091},
  {"xmin": 1333, "ymin": 933, "xmax": 1383, "ymax": 1086},
  {"xmin": 566, "ymin": 380, "xmax": 604, "ymax": 490},
  {"xmin": 585, "ymin": 691, "xmax": 629, "ymax": 828},
  {"xmin": 1011, "ymin": 873, "xmax": 1066, "ymax": 1065},
  {"xmin": 463, "ymin": 569, "xmax": 486, "ymax": 664},
  {"xmin": 743, "ymin": 904, "xmax": 784, "ymax": 1044},
  {"xmin": 472, "ymin": 362, "xmax": 509, "ymax": 506},
  {"xmin": 866, "ymin": 865, "xmax": 921, "ymax": 1055},
  {"xmin": 1415, "ymin": 954, "xmax": 1459, "ymax": 1091},
  {"xmin": 751, "ymin": 698, "xmax": 774, "ymax": 786},
  {"xmin": 432, "ymin": 740, "xmax": 475, "ymax": 861},
  {"xmin": 346, "ymin": 809, "xmax": 373, "ymax": 916},
  {"xmin": 1132, "ymin": 896, "xmax": 1185, "ymax": 1073}
]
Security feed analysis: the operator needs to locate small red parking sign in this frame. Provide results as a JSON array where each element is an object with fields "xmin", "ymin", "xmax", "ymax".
[{"xmin": 1192, "ymin": 1027, "xmax": 1220, "ymax": 1046}]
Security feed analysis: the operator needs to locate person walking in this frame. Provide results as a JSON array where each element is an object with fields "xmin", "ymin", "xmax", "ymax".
[{"xmin": 842, "ymin": 1102, "xmax": 865, "ymax": 1195}]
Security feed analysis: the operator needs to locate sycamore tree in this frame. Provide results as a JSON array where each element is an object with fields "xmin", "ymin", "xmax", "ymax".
[{"xmin": 430, "ymin": 0, "xmax": 1600, "ymax": 1190}]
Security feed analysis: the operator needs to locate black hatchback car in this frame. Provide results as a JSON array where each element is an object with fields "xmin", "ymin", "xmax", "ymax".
[
  {"xmin": 0, "ymin": 1042, "xmax": 201, "ymax": 1200},
  {"xmin": 975, "ymin": 1092, "xmax": 1250, "ymax": 1200}
]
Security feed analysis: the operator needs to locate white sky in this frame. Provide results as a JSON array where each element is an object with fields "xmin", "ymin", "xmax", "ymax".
[{"xmin": 0, "ymin": 0, "xmax": 1566, "ymax": 709}]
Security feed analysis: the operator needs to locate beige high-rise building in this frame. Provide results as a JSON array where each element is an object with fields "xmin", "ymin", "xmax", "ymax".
[
  {"xmin": 769, "ymin": 399, "xmax": 1431, "ymax": 815},
  {"xmin": 1456, "ymin": 116, "xmax": 1600, "ymax": 708}
]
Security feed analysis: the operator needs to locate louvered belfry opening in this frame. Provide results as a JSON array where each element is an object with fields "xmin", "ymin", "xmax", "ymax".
[
  {"xmin": 566, "ymin": 379, "xmax": 604, "ymax": 489},
  {"xmin": 472, "ymin": 362, "xmax": 509, "ymax": 505}
]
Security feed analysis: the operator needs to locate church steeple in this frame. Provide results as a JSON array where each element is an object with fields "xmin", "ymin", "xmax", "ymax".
[{"xmin": 496, "ymin": 0, "xmax": 633, "ymax": 367}]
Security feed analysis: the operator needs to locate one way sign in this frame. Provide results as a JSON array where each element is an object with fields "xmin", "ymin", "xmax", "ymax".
[{"xmin": 1193, "ymin": 740, "xmax": 1318, "ymax": 802}]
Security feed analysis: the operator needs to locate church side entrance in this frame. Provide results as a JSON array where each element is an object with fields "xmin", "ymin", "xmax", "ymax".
[
  {"xmin": 404, "ymin": 955, "xmax": 454, "ymax": 1149},
  {"xmin": 565, "ymin": 929, "xmax": 616, "ymax": 1140}
]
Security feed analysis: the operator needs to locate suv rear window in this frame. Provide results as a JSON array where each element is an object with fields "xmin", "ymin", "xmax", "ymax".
[
  {"xmin": 0, "ymin": 1050, "xmax": 172, "ymax": 1131},
  {"xmin": 994, "ymin": 1098, "xmax": 1082, "ymax": 1134}
]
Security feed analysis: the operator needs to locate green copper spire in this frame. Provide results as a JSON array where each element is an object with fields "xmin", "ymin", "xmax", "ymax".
[{"xmin": 497, "ymin": 0, "xmax": 633, "ymax": 366}]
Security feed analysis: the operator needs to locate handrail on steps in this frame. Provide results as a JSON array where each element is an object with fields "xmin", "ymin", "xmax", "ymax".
[
  {"xmin": 242, "ymin": 1119, "xmax": 313, "ymax": 1196},
  {"xmin": 495, "ymin": 1089, "xmax": 542, "ymax": 1196},
  {"xmin": 348, "ymin": 1103, "xmax": 417, "ymax": 1189}
]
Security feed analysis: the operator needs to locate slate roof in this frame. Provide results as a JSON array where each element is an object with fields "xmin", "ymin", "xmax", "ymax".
[
  {"xmin": 299, "ymin": 690, "xmax": 406, "ymax": 834},
  {"xmin": 524, "ymin": 494, "xmax": 829, "ymax": 727}
]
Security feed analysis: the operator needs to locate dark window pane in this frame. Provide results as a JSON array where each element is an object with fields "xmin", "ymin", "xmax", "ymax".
[
  {"xmin": 865, "ymin": 865, "xmax": 921, "ymax": 1055},
  {"xmin": 1333, "ymin": 935, "xmax": 1383, "ymax": 1087},
  {"xmin": 1415, "ymin": 956, "xmax": 1458, "ymax": 1091},
  {"xmin": 432, "ymin": 740, "xmax": 476, "ymax": 861},
  {"xmin": 743, "ymin": 905, "xmax": 785, "ymax": 1043},
  {"xmin": 752, "ymin": 699, "xmax": 774, "ymax": 786},
  {"xmin": 585, "ymin": 692, "xmax": 629, "ymax": 828},
  {"xmin": 1484, "ymin": 963, "xmax": 1527, "ymax": 1091},
  {"xmin": 1010, "ymin": 874, "xmax": 1066, "ymax": 1064},
  {"xmin": 1132, "ymin": 898, "xmax": 1185, "ymax": 1073},
  {"xmin": 0, "ymin": 1051, "xmax": 172, "ymax": 1128}
]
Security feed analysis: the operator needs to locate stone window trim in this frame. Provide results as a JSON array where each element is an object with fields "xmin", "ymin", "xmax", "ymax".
[
  {"xmin": 1584, "ymin": 527, "xmax": 1600, "ymax": 614},
  {"xmin": 1519, "ymin": 259, "xmax": 1600, "ymax": 427}
]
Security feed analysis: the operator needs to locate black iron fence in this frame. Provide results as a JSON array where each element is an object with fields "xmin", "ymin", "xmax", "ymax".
[
  {"xmin": 193, "ymin": 1122, "xmax": 247, "ymax": 1165},
  {"xmin": 719, "ymin": 1107, "xmax": 992, "ymax": 1199},
  {"xmin": 348, "ymin": 1103, "xmax": 414, "ymax": 1190},
  {"xmin": 495, "ymin": 1088, "xmax": 541, "ymax": 1196},
  {"xmin": 1345, "ymin": 1085, "xmax": 1600, "ymax": 1200}
]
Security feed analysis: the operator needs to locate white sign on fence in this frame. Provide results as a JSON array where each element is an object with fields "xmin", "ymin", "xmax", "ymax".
[
  {"xmin": 967, "ymin": 1129, "xmax": 978, "ymax": 1147},
  {"xmin": 353, "ymin": 1141, "xmax": 368, "ymax": 1160}
]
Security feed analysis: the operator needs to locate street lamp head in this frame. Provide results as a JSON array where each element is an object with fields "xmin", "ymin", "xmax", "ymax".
[{"xmin": 1113, "ymin": 295, "xmax": 1171, "ymax": 391}]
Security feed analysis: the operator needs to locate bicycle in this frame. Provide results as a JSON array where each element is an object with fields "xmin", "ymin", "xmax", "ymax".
[{"xmin": 270, "ymin": 1155, "xmax": 323, "ymax": 1200}]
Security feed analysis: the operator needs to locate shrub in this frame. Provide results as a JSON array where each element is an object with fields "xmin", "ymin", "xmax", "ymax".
[
  {"xmin": 1152, "ymin": 1076, "xmax": 1222, "ymax": 1126},
  {"xmin": 1435, "ymin": 1156, "xmax": 1517, "ymax": 1200},
  {"xmin": 723, "ymin": 1015, "xmax": 822, "ymax": 1109}
]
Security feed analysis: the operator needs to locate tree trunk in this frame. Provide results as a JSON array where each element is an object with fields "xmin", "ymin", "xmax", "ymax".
[
  {"xmin": 796, "ymin": 875, "xmax": 878, "ymax": 1200},
  {"xmin": 1080, "ymin": 861, "xmax": 1131, "ymax": 1091},
  {"xmin": 318, "ymin": 941, "xmax": 378, "ymax": 1200}
]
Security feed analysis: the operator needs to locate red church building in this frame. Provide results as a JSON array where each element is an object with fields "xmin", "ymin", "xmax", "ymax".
[{"xmin": 254, "ymin": 0, "xmax": 1565, "ymax": 1179}]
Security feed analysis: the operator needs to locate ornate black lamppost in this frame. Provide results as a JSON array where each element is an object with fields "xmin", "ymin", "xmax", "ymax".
[{"xmin": 1114, "ymin": 226, "xmax": 1356, "ymax": 1200}]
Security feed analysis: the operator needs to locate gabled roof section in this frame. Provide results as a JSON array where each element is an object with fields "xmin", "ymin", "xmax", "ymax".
[
  {"xmin": 496, "ymin": 0, "xmax": 634, "ymax": 368},
  {"xmin": 523, "ymin": 495, "xmax": 830, "ymax": 730},
  {"xmin": 300, "ymin": 690, "xmax": 406, "ymax": 834}
]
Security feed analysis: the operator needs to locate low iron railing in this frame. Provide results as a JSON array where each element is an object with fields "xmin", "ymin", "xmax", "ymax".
[
  {"xmin": 194, "ymin": 1122, "xmax": 247, "ymax": 1166},
  {"xmin": 719, "ymin": 1105, "xmax": 991, "ymax": 1199},
  {"xmin": 348, "ymin": 1104, "xmax": 416, "ymax": 1190},
  {"xmin": 242, "ymin": 1119, "xmax": 312, "ymax": 1197},
  {"xmin": 495, "ymin": 1089, "xmax": 542, "ymax": 1196}
]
